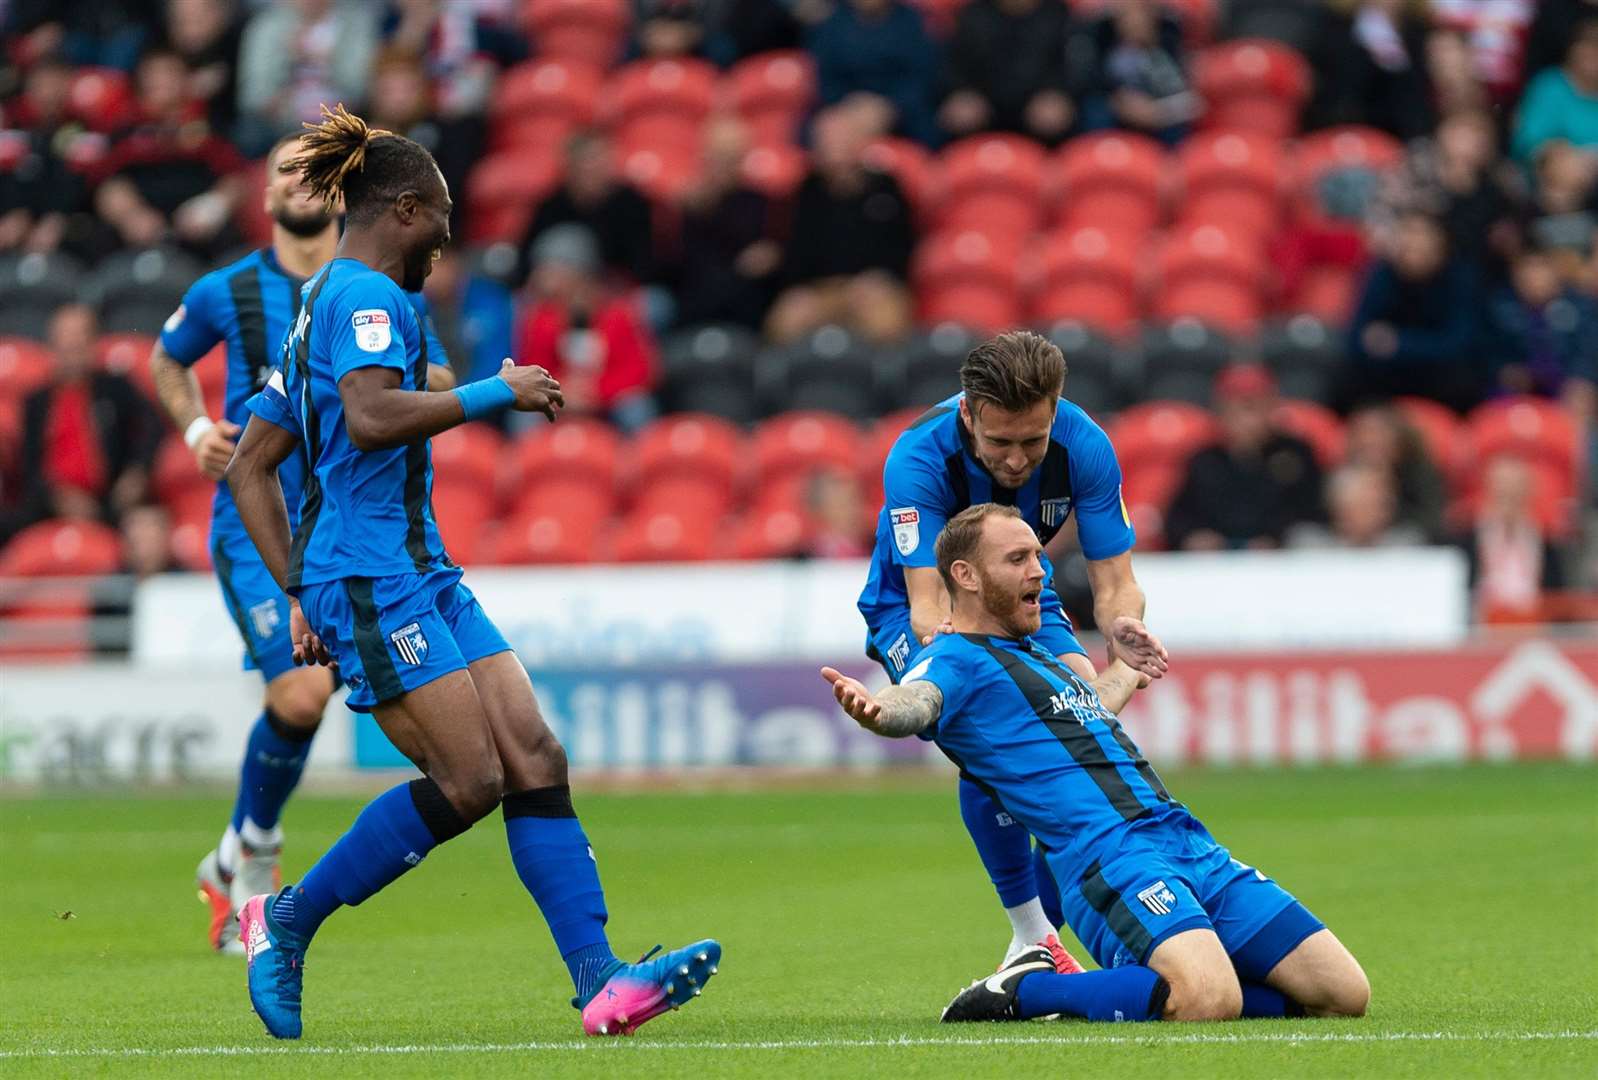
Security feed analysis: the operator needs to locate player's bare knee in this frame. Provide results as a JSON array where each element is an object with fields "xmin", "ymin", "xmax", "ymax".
[
  {"xmin": 265, "ymin": 673, "xmax": 332, "ymax": 731},
  {"xmin": 1311, "ymin": 965, "xmax": 1370, "ymax": 1018},
  {"xmin": 434, "ymin": 763, "xmax": 504, "ymax": 823},
  {"xmin": 1162, "ymin": 970, "xmax": 1243, "ymax": 1022}
]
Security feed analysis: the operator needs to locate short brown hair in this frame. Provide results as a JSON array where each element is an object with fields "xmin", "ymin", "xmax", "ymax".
[
  {"xmin": 960, "ymin": 330, "xmax": 1066, "ymax": 414},
  {"xmin": 935, "ymin": 503, "xmax": 1023, "ymax": 594}
]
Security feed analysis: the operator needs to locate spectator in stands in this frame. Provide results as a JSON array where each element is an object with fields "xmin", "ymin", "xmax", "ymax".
[
  {"xmin": 938, "ymin": 0, "xmax": 1081, "ymax": 145},
  {"xmin": 517, "ymin": 131, "xmax": 659, "ymax": 297},
  {"xmin": 1164, "ymin": 365, "xmax": 1323, "ymax": 551},
  {"xmin": 1080, "ymin": 0, "xmax": 1198, "ymax": 146},
  {"xmin": 1347, "ymin": 212, "xmax": 1483, "ymax": 412},
  {"xmin": 425, "ymin": 248, "xmax": 519, "ymax": 387},
  {"xmin": 1430, "ymin": 0, "xmax": 1535, "ymax": 108},
  {"xmin": 804, "ymin": 466, "xmax": 870, "ymax": 558},
  {"xmin": 515, "ymin": 224, "xmax": 660, "ymax": 432},
  {"xmin": 1525, "ymin": 0, "xmax": 1598, "ymax": 79},
  {"xmin": 1487, "ymin": 246, "xmax": 1598, "ymax": 398},
  {"xmin": 712, "ymin": 0, "xmax": 803, "ymax": 64},
  {"xmin": 119, "ymin": 503, "xmax": 179, "ymax": 580},
  {"xmin": 92, "ymin": 46, "xmax": 246, "ymax": 260},
  {"xmin": 235, "ymin": 0, "xmax": 378, "ymax": 154},
  {"xmin": 1288, "ymin": 464, "xmax": 1427, "ymax": 549},
  {"xmin": 16, "ymin": 304, "xmax": 161, "ymax": 529},
  {"xmin": 0, "ymin": 57, "xmax": 91, "ymax": 255},
  {"xmin": 1343, "ymin": 402, "xmax": 1449, "ymax": 540},
  {"xmin": 1521, "ymin": 140, "xmax": 1598, "ymax": 276},
  {"xmin": 162, "ymin": 0, "xmax": 245, "ymax": 137},
  {"xmin": 1390, "ymin": 110, "xmax": 1522, "ymax": 273},
  {"xmin": 669, "ymin": 118, "xmax": 778, "ymax": 330},
  {"xmin": 806, "ymin": 0, "xmax": 940, "ymax": 146},
  {"xmin": 1425, "ymin": 27, "xmax": 1492, "ymax": 123},
  {"xmin": 2, "ymin": 1, "xmax": 159, "ymax": 72},
  {"xmin": 766, "ymin": 105, "xmax": 914, "ymax": 344},
  {"xmin": 1307, "ymin": 0, "xmax": 1434, "ymax": 139},
  {"xmin": 633, "ymin": 0, "xmax": 710, "ymax": 60},
  {"xmin": 1513, "ymin": 18, "xmax": 1598, "ymax": 166},
  {"xmin": 1463, "ymin": 453, "xmax": 1565, "ymax": 619}
]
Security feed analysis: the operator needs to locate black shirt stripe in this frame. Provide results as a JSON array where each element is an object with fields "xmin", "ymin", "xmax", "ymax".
[
  {"xmin": 1036, "ymin": 439, "xmax": 1071, "ymax": 543},
  {"xmin": 226, "ymin": 264, "xmax": 269, "ymax": 391},
  {"xmin": 403, "ymin": 325, "xmax": 436, "ymax": 570},
  {"xmin": 968, "ymin": 634, "xmax": 1152, "ymax": 822},
  {"xmin": 285, "ymin": 272, "xmax": 332, "ymax": 591},
  {"xmin": 1031, "ymin": 651, "xmax": 1174, "ymax": 803}
]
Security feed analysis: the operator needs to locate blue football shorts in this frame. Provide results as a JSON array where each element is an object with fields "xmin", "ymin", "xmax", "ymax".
[
  {"xmin": 866, "ymin": 587, "xmax": 1086, "ymax": 683},
  {"xmin": 297, "ymin": 567, "xmax": 510, "ymax": 711},
  {"xmin": 1055, "ymin": 818, "xmax": 1325, "ymax": 981},
  {"xmin": 211, "ymin": 529, "xmax": 300, "ymax": 683}
]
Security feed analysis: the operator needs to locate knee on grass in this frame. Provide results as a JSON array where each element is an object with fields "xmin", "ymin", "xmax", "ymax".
[
  {"xmin": 1299, "ymin": 965, "xmax": 1371, "ymax": 1019},
  {"xmin": 1162, "ymin": 969, "xmax": 1244, "ymax": 1022}
]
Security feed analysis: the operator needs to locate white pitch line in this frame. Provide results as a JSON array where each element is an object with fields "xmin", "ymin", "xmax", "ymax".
[{"xmin": 1, "ymin": 1029, "xmax": 1594, "ymax": 1060}]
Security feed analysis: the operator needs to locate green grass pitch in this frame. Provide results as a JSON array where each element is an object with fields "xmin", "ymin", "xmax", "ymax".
[{"xmin": 1, "ymin": 763, "xmax": 1594, "ymax": 1078}]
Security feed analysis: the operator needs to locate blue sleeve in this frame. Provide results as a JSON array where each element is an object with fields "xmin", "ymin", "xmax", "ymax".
[
  {"xmin": 901, "ymin": 644, "xmax": 971, "ymax": 733},
  {"xmin": 1071, "ymin": 416, "xmax": 1136, "ymax": 560},
  {"xmin": 328, "ymin": 281, "xmax": 413, "ymax": 382},
  {"xmin": 245, "ymin": 368, "xmax": 301, "ymax": 436},
  {"xmin": 159, "ymin": 274, "xmax": 226, "ymax": 367},
  {"xmin": 406, "ymin": 290, "xmax": 450, "ymax": 370},
  {"xmin": 881, "ymin": 441, "xmax": 953, "ymax": 569}
]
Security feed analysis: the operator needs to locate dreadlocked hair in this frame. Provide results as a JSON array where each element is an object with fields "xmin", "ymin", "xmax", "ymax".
[{"xmin": 281, "ymin": 103, "xmax": 439, "ymax": 225}]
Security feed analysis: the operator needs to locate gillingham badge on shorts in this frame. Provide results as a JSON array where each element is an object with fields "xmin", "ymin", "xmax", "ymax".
[{"xmin": 390, "ymin": 622, "xmax": 430, "ymax": 666}]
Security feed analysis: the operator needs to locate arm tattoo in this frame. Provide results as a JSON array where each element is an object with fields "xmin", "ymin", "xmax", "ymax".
[{"xmin": 871, "ymin": 681, "xmax": 944, "ymax": 737}]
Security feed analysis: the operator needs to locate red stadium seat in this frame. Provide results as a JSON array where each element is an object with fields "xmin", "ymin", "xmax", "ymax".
[
  {"xmin": 1175, "ymin": 130, "xmax": 1286, "ymax": 241},
  {"xmin": 521, "ymin": 0, "xmax": 631, "ymax": 67},
  {"xmin": 725, "ymin": 50, "xmax": 816, "ymax": 146},
  {"xmin": 1292, "ymin": 126, "xmax": 1405, "ymax": 224},
  {"xmin": 1109, "ymin": 400, "xmax": 1221, "ymax": 474},
  {"xmin": 940, "ymin": 134, "xmax": 1051, "ymax": 239},
  {"xmin": 0, "ymin": 336, "xmax": 53, "ymax": 399},
  {"xmin": 170, "ymin": 512, "xmax": 213, "ymax": 571},
  {"xmin": 1282, "ymin": 264, "xmax": 1360, "ymax": 322},
  {"xmin": 1119, "ymin": 460, "xmax": 1186, "ymax": 550},
  {"xmin": 632, "ymin": 474, "xmax": 736, "ymax": 521},
  {"xmin": 752, "ymin": 411, "xmax": 863, "ymax": 487},
  {"xmin": 1032, "ymin": 226, "xmax": 1141, "ymax": 337},
  {"xmin": 616, "ymin": 137, "xmax": 703, "ymax": 203},
  {"xmin": 0, "ymin": 520, "xmax": 122, "ymax": 577},
  {"xmin": 914, "ymin": 230, "xmax": 1023, "ymax": 331},
  {"xmin": 429, "ymin": 422, "xmax": 505, "ymax": 506},
  {"xmin": 95, "ymin": 332, "xmax": 161, "ymax": 403},
  {"xmin": 602, "ymin": 59, "xmax": 718, "ymax": 132},
  {"xmin": 608, "ymin": 506, "xmax": 719, "ymax": 563},
  {"xmin": 864, "ymin": 138, "xmax": 943, "ymax": 225},
  {"xmin": 725, "ymin": 506, "xmax": 810, "ymax": 560},
  {"xmin": 1394, "ymin": 396, "xmax": 1468, "ymax": 483},
  {"xmin": 741, "ymin": 142, "xmax": 808, "ymax": 201},
  {"xmin": 507, "ymin": 474, "xmax": 616, "ymax": 527},
  {"xmin": 66, "ymin": 67, "xmax": 135, "ymax": 132},
  {"xmin": 629, "ymin": 413, "xmax": 746, "ymax": 494},
  {"xmin": 511, "ymin": 416, "xmax": 623, "ymax": 495},
  {"xmin": 1272, "ymin": 399, "xmax": 1346, "ymax": 469},
  {"xmin": 1465, "ymin": 397, "xmax": 1580, "ymax": 490},
  {"xmin": 489, "ymin": 60, "xmax": 603, "ymax": 153},
  {"xmin": 1149, "ymin": 225, "xmax": 1265, "ymax": 335},
  {"xmin": 153, "ymin": 435, "xmax": 210, "ymax": 505},
  {"xmin": 431, "ymin": 486, "xmax": 495, "ymax": 565},
  {"xmin": 486, "ymin": 505, "xmax": 603, "ymax": 565},
  {"xmin": 464, "ymin": 148, "xmax": 562, "ymax": 244},
  {"xmin": 1194, "ymin": 39, "xmax": 1311, "ymax": 138},
  {"xmin": 1054, "ymin": 132, "xmax": 1167, "ymax": 238}
]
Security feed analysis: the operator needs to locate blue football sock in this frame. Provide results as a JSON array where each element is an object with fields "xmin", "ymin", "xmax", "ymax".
[
  {"xmin": 1015, "ymin": 968, "xmax": 1167, "ymax": 1022},
  {"xmin": 958, "ymin": 776, "xmax": 1035, "ymax": 908},
  {"xmin": 273, "ymin": 779, "xmax": 467, "ymax": 942},
  {"xmin": 502, "ymin": 786, "xmax": 616, "ymax": 998},
  {"xmin": 1033, "ymin": 844, "xmax": 1063, "ymax": 929},
  {"xmin": 1241, "ymin": 981, "xmax": 1305, "ymax": 1018},
  {"xmin": 232, "ymin": 709, "xmax": 314, "ymax": 835}
]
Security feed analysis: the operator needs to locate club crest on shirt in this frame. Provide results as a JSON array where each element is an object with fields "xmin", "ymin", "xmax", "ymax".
[
  {"xmin": 248, "ymin": 598, "xmax": 280, "ymax": 642},
  {"xmin": 351, "ymin": 309, "xmax": 392, "ymax": 353},
  {"xmin": 1040, "ymin": 497, "xmax": 1073, "ymax": 528},
  {"xmin": 890, "ymin": 507, "xmax": 920, "ymax": 556},
  {"xmin": 390, "ymin": 622, "xmax": 429, "ymax": 666},
  {"xmin": 1136, "ymin": 880, "xmax": 1179, "ymax": 916}
]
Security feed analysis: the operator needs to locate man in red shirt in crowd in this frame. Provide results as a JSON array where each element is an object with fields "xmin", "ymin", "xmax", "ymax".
[{"xmin": 515, "ymin": 223, "xmax": 659, "ymax": 432}]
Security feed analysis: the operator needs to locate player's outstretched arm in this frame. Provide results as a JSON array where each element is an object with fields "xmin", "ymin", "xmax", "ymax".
[
  {"xmin": 820, "ymin": 667, "xmax": 943, "ymax": 738},
  {"xmin": 1087, "ymin": 554, "xmax": 1169, "ymax": 680},
  {"xmin": 224, "ymin": 414, "xmax": 299, "ymax": 591},
  {"xmin": 1089, "ymin": 658, "xmax": 1150, "ymax": 715},
  {"xmin": 339, "ymin": 359, "xmax": 563, "ymax": 451},
  {"xmin": 149, "ymin": 340, "xmax": 241, "ymax": 480}
]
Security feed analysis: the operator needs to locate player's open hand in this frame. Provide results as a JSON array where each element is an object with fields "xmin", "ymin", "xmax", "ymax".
[
  {"xmin": 501, "ymin": 359, "xmax": 564, "ymax": 421},
  {"xmin": 193, "ymin": 419, "xmax": 241, "ymax": 481},
  {"xmin": 289, "ymin": 600, "xmax": 336, "ymax": 669},
  {"xmin": 1109, "ymin": 615, "xmax": 1169, "ymax": 679},
  {"xmin": 820, "ymin": 666, "xmax": 883, "ymax": 731}
]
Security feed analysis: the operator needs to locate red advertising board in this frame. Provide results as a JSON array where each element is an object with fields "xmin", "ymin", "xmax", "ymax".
[{"xmin": 1118, "ymin": 639, "xmax": 1598, "ymax": 765}]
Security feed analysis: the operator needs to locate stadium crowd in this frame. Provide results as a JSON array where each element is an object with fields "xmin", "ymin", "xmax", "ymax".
[{"xmin": 0, "ymin": 0, "xmax": 1595, "ymax": 638}]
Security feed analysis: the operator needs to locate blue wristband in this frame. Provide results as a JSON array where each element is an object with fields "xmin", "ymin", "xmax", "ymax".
[{"xmin": 454, "ymin": 375, "xmax": 517, "ymax": 421}]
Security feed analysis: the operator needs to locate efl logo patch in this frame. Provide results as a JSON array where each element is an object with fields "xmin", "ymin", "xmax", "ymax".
[
  {"xmin": 351, "ymin": 308, "xmax": 392, "ymax": 353},
  {"xmin": 248, "ymin": 598, "xmax": 281, "ymax": 643},
  {"xmin": 1040, "ymin": 497, "xmax": 1073, "ymax": 528},
  {"xmin": 163, "ymin": 304, "xmax": 186, "ymax": 333},
  {"xmin": 390, "ymin": 622, "xmax": 429, "ymax": 666},
  {"xmin": 890, "ymin": 507, "xmax": 920, "ymax": 556},
  {"xmin": 1137, "ymin": 880, "xmax": 1179, "ymax": 916}
]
